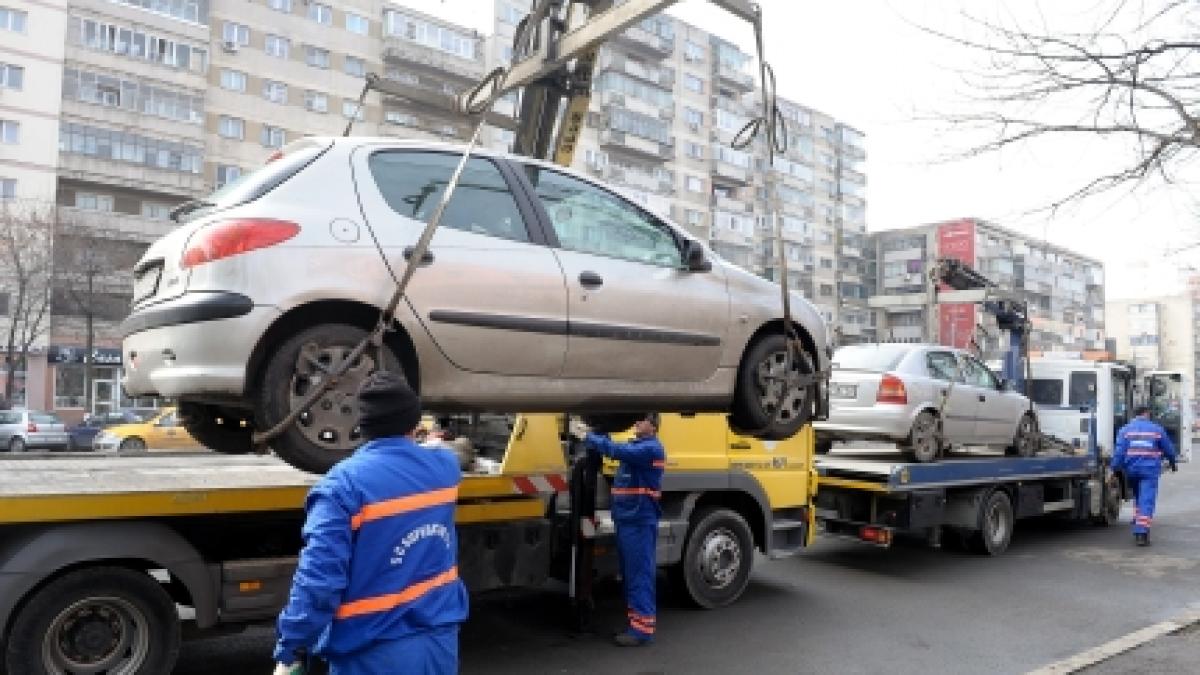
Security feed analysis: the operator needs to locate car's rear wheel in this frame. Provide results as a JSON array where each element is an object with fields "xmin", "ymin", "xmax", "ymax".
[
  {"xmin": 8, "ymin": 437, "xmax": 25, "ymax": 453},
  {"xmin": 179, "ymin": 403, "xmax": 254, "ymax": 454},
  {"xmin": 258, "ymin": 323, "xmax": 402, "ymax": 474},
  {"xmin": 900, "ymin": 411, "xmax": 941, "ymax": 463},
  {"xmin": 730, "ymin": 333, "xmax": 816, "ymax": 441},
  {"xmin": 1006, "ymin": 413, "xmax": 1039, "ymax": 457},
  {"xmin": 119, "ymin": 437, "xmax": 146, "ymax": 451}
]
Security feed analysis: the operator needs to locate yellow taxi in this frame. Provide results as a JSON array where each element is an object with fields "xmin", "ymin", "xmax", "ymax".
[{"xmin": 92, "ymin": 407, "xmax": 202, "ymax": 452}]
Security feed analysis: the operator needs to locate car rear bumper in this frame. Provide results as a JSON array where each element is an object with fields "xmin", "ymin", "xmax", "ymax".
[
  {"xmin": 121, "ymin": 301, "xmax": 279, "ymax": 399},
  {"xmin": 121, "ymin": 291, "xmax": 254, "ymax": 338},
  {"xmin": 813, "ymin": 403, "xmax": 914, "ymax": 440}
]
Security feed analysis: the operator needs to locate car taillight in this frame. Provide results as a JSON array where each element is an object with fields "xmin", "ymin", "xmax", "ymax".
[
  {"xmin": 181, "ymin": 219, "xmax": 300, "ymax": 269},
  {"xmin": 876, "ymin": 374, "xmax": 908, "ymax": 404},
  {"xmin": 26, "ymin": 422, "xmax": 37, "ymax": 433}
]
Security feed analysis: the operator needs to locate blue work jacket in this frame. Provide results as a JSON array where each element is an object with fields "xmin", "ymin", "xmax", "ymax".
[
  {"xmin": 274, "ymin": 436, "xmax": 469, "ymax": 663},
  {"xmin": 586, "ymin": 432, "xmax": 665, "ymax": 524},
  {"xmin": 1112, "ymin": 418, "xmax": 1178, "ymax": 476}
]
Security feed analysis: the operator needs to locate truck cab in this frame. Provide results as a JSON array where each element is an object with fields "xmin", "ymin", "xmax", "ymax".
[{"xmin": 1027, "ymin": 359, "xmax": 1134, "ymax": 456}]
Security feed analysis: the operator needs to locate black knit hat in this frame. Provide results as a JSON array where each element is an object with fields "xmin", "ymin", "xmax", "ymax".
[
  {"xmin": 643, "ymin": 412, "xmax": 660, "ymax": 429},
  {"xmin": 356, "ymin": 371, "xmax": 421, "ymax": 440}
]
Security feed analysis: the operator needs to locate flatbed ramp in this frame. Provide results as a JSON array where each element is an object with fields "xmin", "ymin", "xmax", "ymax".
[
  {"xmin": 817, "ymin": 450, "xmax": 1097, "ymax": 491},
  {"xmin": 0, "ymin": 454, "xmax": 556, "ymax": 525}
]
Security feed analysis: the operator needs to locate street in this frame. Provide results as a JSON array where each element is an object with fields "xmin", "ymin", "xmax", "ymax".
[{"xmin": 175, "ymin": 464, "xmax": 1200, "ymax": 674}]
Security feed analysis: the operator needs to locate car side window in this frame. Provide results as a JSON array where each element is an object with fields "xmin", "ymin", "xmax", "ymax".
[
  {"xmin": 926, "ymin": 352, "xmax": 962, "ymax": 382},
  {"xmin": 0, "ymin": 411, "xmax": 19, "ymax": 424},
  {"xmin": 523, "ymin": 165, "xmax": 683, "ymax": 268},
  {"xmin": 157, "ymin": 412, "xmax": 177, "ymax": 427},
  {"xmin": 961, "ymin": 356, "xmax": 999, "ymax": 389},
  {"xmin": 368, "ymin": 151, "xmax": 531, "ymax": 243}
]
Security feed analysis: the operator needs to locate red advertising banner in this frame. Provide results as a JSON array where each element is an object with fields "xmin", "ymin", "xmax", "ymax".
[{"xmin": 937, "ymin": 220, "xmax": 977, "ymax": 348}]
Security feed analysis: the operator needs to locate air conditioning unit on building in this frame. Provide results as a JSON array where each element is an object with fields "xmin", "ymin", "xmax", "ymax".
[{"xmin": 222, "ymin": 40, "xmax": 239, "ymax": 54}]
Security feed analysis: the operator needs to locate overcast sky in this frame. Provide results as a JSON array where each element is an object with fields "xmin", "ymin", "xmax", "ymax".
[{"xmin": 415, "ymin": 0, "xmax": 1200, "ymax": 299}]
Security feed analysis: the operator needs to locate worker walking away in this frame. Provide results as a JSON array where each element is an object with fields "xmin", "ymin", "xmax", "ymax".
[
  {"xmin": 1112, "ymin": 405, "xmax": 1178, "ymax": 547},
  {"xmin": 274, "ymin": 371, "xmax": 468, "ymax": 674},
  {"xmin": 581, "ymin": 413, "xmax": 665, "ymax": 647}
]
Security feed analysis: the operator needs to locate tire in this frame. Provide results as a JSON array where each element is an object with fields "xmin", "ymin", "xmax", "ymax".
[
  {"xmin": 257, "ymin": 323, "xmax": 402, "ymax": 474},
  {"xmin": 730, "ymin": 333, "xmax": 816, "ymax": 441},
  {"xmin": 9, "ymin": 437, "xmax": 25, "ymax": 453},
  {"xmin": 179, "ymin": 402, "xmax": 254, "ymax": 454},
  {"xmin": 968, "ymin": 490, "xmax": 1015, "ymax": 555},
  {"xmin": 119, "ymin": 437, "xmax": 146, "ymax": 451},
  {"xmin": 1091, "ymin": 472, "xmax": 1122, "ymax": 526},
  {"xmin": 1007, "ymin": 413, "xmax": 1039, "ymax": 458},
  {"xmin": 4, "ymin": 566, "xmax": 181, "ymax": 675},
  {"xmin": 900, "ymin": 411, "xmax": 941, "ymax": 463},
  {"xmin": 672, "ymin": 507, "xmax": 755, "ymax": 609},
  {"xmin": 815, "ymin": 437, "xmax": 833, "ymax": 455},
  {"xmin": 581, "ymin": 414, "xmax": 644, "ymax": 434},
  {"xmin": 67, "ymin": 437, "xmax": 77, "ymax": 452}
]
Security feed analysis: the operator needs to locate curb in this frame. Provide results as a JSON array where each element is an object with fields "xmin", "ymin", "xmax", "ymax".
[{"xmin": 1027, "ymin": 608, "xmax": 1200, "ymax": 674}]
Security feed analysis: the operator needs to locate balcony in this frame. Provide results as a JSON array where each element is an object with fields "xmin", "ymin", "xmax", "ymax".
[
  {"xmin": 57, "ymin": 206, "xmax": 177, "ymax": 244},
  {"xmin": 382, "ymin": 38, "xmax": 484, "ymax": 83},
  {"xmin": 614, "ymin": 25, "xmax": 675, "ymax": 57},
  {"xmin": 58, "ymin": 153, "xmax": 205, "ymax": 199},
  {"xmin": 711, "ymin": 158, "xmax": 750, "ymax": 186},
  {"xmin": 840, "ymin": 245, "xmax": 861, "ymax": 258},
  {"xmin": 600, "ymin": 91, "xmax": 673, "ymax": 121},
  {"xmin": 599, "ymin": 129, "xmax": 673, "ymax": 162},
  {"xmin": 715, "ymin": 62, "xmax": 755, "ymax": 92},
  {"xmin": 598, "ymin": 53, "xmax": 674, "ymax": 89},
  {"xmin": 602, "ymin": 166, "xmax": 673, "ymax": 196},
  {"xmin": 713, "ymin": 193, "xmax": 752, "ymax": 213}
]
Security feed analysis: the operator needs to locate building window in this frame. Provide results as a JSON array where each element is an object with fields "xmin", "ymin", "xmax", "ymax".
[
  {"xmin": 497, "ymin": 3, "xmax": 524, "ymax": 25},
  {"xmin": 218, "ymin": 115, "xmax": 244, "ymax": 139},
  {"xmin": 305, "ymin": 46, "xmax": 330, "ymax": 68},
  {"xmin": 220, "ymin": 68, "xmax": 246, "ymax": 92},
  {"xmin": 71, "ymin": 17, "xmax": 209, "ymax": 74},
  {"xmin": 342, "ymin": 100, "xmax": 364, "ymax": 120},
  {"xmin": 268, "ymin": 0, "xmax": 291, "ymax": 12},
  {"xmin": 820, "ymin": 257, "xmax": 833, "ymax": 269},
  {"xmin": 142, "ymin": 202, "xmax": 171, "ymax": 219},
  {"xmin": 75, "ymin": 192, "xmax": 114, "ymax": 211},
  {"xmin": 383, "ymin": 10, "xmax": 477, "ymax": 60},
  {"xmin": 344, "ymin": 55, "xmax": 366, "ymax": 77},
  {"xmin": 108, "ymin": 0, "xmax": 200, "ymax": 24},
  {"xmin": 216, "ymin": 164, "xmax": 241, "ymax": 187},
  {"xmin": 685, "ymin": 142, "xmax": 703, "ymax": 160},
  {"xmin": 222, "ymin": 22, "xmax": 249, "ymax": 46},
  {"xmin": 63, "ymin": 68, "xmax": 203, "ymax": 124},
  {"xmin": 0, "ymin": 120, "xmax": 18, "ymax": 144},
  {"xmin": 263, "ymin": 80, "xmax": 287, "ymax": 104},
  {"xmin": 345, "ymin": 12, "xmax": 369, "ymax": 35},
  {"xmin": 0, "ymin": 178, "xmax": 14, "ymax": 200},
  {"xmin": 304, "ymin": 90, "xmax": 328, "ymax": 113},
  {"xmin": 684, "ymin": 40, "xmax": 704, "ymax": 62},
  {"xmin": 60, "ymin": 122, "xmax": 202, "ymax": 173},
  {"xmin": 683, "ymin": 74, "xmax": 704, "ymax": 93},
  {"xmin": 0, "ymin": 63, "xmax": 23, "ymax": 90},
  {"xmin": 308, "ymin": 3, "xmax": 332, "ymax": 25},
  {"xmin": 0, "ymin": 6, "xmax": 27, "ymax": 32},
  {"xmin": 261, "ymin": 125, "xmax": 285, "ymax": 148},
  {"xmin": 684, "ymin": 107, "xmax": 703, "ymax": 127},
  {"xmin": 384, "ymin": 110, "xmax": 417, "ymax": 126},
  {"xmin": 265, "ymin": 35, "xmax": 290, "ymax": 59},
  {"xmin": 685, "ymin": 175, "xmax": 703, "ymax": 193},
  {"xmin": 686, "ymin": 209, "xmax": 702, "ymax": 225}
]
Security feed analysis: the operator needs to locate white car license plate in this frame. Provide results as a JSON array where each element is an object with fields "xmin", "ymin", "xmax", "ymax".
[{"xmin": 832, "ymin": 384, "xmax": 857, "ymax": 399}]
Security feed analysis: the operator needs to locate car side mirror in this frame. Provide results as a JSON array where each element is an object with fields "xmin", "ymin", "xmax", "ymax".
[{"xmin": 682, "ymin": 240, "xmax": 711, "ymax": 272}]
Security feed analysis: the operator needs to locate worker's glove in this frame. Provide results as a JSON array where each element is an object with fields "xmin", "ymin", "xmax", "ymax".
[
  {"xmin": 568, "ymin": 420, "xmax": 591, "ymax": 442},
  {"xmin": 273, "ymin": 662, "xmax": 304, "ymax": 675}
]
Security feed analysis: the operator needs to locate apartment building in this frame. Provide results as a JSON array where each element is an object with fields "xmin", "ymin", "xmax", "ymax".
[
  {"xmin": 1106, "ymin": 292, "xmax": 1200, "ymax": 398},
  {"xmin": 867, "ymin": 218, "xmax": 1106, "ymax": 361}
]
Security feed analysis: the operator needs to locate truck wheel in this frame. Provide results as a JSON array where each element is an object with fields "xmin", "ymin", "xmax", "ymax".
[
  {"xmin": 730, "ymin": 333, "xmax": 816, "ymax": 441},
  {"xmin": 1092, "ymin": 473, "xmax": 1122, "ymax": 526},
  {"xmin": 900, "ymin": 411, "xmax": 941, "ymax": 463},
  {"xmin": 180, "ymin": 402, "xmax": 254, "ymax": 454},
  {"xmin": 968, "ymin": 490, "xmax": 1015, "ymax": 555},
  {"xmin": 672, "ymin": 507, "xmax": 755, "ymax": 609},
  {"xmin": 1006, "ymin": 414, "xmax": 1039, "ymax": 457},
  {"xmin": 4, "ymin": 566, "xmax": 180, "ymax": 675},
  {"xmin": 258, "ymin": 324, "xmax": 402, "ymax": 474}
]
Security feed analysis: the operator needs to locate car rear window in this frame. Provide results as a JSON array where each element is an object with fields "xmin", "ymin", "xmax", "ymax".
[
  {"xmin": 31, "ymin": 412, "xmax": 60, "ymax": 424},
  {"xmin": 832, "ymin": 344, "xmax": 910, "ymax": 372},
  {"xmin": 196, "ymin": 141, "xmax": 330, "ymax": 215},
  {"xmin": 0, "ymin": 411, "xmax": 20, "ymax": 424},
  {"xmin": 1029, "ymin": 379, "xmax": 1064, "ymax": 406}
]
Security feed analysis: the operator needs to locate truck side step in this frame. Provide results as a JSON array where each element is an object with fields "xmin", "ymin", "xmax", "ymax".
[{"xmin": 769, "ymin": 517, "xmax": 808, "ymax": 559}]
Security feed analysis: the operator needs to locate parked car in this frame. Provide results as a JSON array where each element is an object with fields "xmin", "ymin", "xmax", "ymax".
[
  {"xmin": 92, "ymin": 408, "xmax": 202, "ymax": 452},
  {"xmin": 66, "ymin": 409, "xmax": 158, "ymax": 451},
  {"xmin": 119, "ymin": 138, "xmax": 831, "ymax": 473},
  {"xmin": 0, "ymin": 410, "xmax": 70, "ymax": 452},
  {"xmin": 813, "ymin": 343, "xmax": 1039, "ymax": 463}
]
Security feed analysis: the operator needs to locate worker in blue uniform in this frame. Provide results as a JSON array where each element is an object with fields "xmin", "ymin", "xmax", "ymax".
[
  {"xmin": 582, "ymin": 413, "xmax": 666, "ymax": 647},
  {"xmin": 273, "ymin": 371, "xmax": 468, "ymax": 674},
  {"xmin": 1111, "ymin": 405, "xmax": 1178, "ymax": 547}
]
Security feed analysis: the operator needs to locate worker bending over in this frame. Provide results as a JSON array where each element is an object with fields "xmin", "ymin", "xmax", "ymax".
[
  {"xmin": 274, "ymin": 371, "xmax": 468, "ymax": 674},
  {"xmin": 584, "ymin": 413, "xmax": 666, "ymax": 647},
  {"xmin": 1112, "ymin": 405, "xmax": 1178, "ymax": 547}
]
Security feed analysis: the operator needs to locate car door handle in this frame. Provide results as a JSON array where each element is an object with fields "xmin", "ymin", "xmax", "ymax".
[
  {"xmin": 579, "ymin": 271, "xmax": 603, "ymax": 288},
  {"xmin": 978, "ymin": 394, "xmax": 987, "ymax": 402},
  {"xmin": 403, "ymin": 247, "xmax": 434, "ymax": 265}
]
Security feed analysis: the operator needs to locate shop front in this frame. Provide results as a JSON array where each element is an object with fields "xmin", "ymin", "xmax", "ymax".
[{"xmin": 47, "ymin": 346, "xmax": 160, "ymax": 423}]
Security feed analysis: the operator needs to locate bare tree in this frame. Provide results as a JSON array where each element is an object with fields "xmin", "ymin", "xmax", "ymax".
[
  {"xmin": 0, "ymin": 202, "xmax": 55, "ymax": 406},
  {"xmin": 928, "ymin": 0, "xmax": 1199, "ymax": 209}
]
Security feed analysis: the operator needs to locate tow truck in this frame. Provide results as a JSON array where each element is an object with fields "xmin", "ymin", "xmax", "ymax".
[
  {"xmin": 813, "ymin": 259, "xmax": 1126, "ymax": 554},
  {"xmin": 0, "ymin": 2, "xmax": 824, "ymax": 672}
]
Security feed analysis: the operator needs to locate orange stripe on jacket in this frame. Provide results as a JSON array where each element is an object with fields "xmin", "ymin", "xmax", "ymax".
[
  {"xmin": 336, "ymin": 566, "xmax": 460, "ymax": 620},
  {"xmin": 611, "ymin": 487, "xmax": 661, "ymax": 498},
  {"xmin": 350, "ymin": 486, "xmax": 458, "ymax": 530}
]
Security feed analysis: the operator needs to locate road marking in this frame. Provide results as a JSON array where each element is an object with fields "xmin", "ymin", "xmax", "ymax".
[{"xmin": 1026, "ymin": 607, "xmax": 1200, "ymax": 674}]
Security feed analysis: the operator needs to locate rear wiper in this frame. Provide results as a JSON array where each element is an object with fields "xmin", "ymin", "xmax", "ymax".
[{"xmin": 169, "ymin": 199, "xmax": 216, "ymax": 222}]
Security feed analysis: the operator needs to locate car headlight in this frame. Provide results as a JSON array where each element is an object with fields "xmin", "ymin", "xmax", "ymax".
[{"xmin": 95, "ymin": 432, "xmax": 118, "ymax": 445}]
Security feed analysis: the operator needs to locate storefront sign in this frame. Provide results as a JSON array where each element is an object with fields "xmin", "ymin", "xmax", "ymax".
[{"xmin": 47, "ymin": 346, "xmax": 123, "ymax": 366}]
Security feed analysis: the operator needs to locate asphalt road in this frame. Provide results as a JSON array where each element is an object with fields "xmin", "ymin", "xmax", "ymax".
[{"xmin": 176, "ymin": 464, "xmax": 1200, "ymax": 675}]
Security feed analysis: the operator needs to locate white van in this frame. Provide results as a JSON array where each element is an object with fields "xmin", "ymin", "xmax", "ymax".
[{"xmin": 1027, "ymin": 359, "xmax": 1135, "ymax": 458}]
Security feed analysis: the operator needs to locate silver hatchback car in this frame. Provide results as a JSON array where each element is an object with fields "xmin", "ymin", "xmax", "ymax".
[
  {"xmin": 813, "ymin": 343, "xmax": 1039, "ymax": 462},
  {"xmin": 0, "ymin": 409, "xmax": 70, "ymax": 452},
  {"xmin": 121, "ymin": 138, "xmax": 831, "ymax": 473}
]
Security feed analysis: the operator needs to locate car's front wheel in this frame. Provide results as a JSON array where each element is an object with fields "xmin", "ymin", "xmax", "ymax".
[
  {"xmin": 257, "ymin": 323, "xmax": 402, "ymax": 474},
  {"xmin": 730, "ymin": 333, "xmax": 816, "ymax": 441}
]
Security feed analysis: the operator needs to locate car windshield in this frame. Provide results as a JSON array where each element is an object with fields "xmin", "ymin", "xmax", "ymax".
[{"xmin": 832, "ymin": 344, "xmax": 911, "ymax": 372}]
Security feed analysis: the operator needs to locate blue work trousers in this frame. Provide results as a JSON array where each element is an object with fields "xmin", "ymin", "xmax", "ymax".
[
  {"xmin": 327, "ymin": 625, "xmax": 459, "ymax": 675},
  {"xmin": 616, "ymin": 520, "xmax": 657, "ymax": 641},
  {"xmin": 1128, "ymin": 472, "xmax": 1160, "ymax": 535}
]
